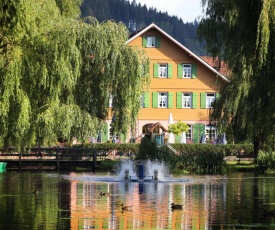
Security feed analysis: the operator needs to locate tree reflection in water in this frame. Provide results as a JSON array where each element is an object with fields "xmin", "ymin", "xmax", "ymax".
[{"xmin": 0, "ymin": 172, "xmax": 275, "ymax": 229}]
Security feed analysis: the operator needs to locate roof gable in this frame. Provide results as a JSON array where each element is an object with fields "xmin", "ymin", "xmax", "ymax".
[
  {"xmin": 127, "ymin": 23, "xmax": 229, "ymax": 82},
  {"xmin": 143, "ymin": 122, "xmax": 168, "ymax": 134}
]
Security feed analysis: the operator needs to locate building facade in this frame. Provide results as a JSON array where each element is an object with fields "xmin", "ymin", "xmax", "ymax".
[{"xmin": 126, "ymin": 23, "xmax": 228, "ymax": 144}]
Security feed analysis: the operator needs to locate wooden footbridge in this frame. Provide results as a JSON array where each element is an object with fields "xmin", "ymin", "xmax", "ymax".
[{"xmin": 0, "ymin": 147, "xmax": 110, "ymax": 171}]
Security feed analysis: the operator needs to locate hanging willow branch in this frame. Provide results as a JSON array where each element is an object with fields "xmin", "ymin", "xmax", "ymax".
[
  {"xmin": 0, "ymin": 1, "xmax": 150, "ymax": 150},
  {"xmin": 198, "ymin": 0, "xmax": 275, "ymax": 152}
]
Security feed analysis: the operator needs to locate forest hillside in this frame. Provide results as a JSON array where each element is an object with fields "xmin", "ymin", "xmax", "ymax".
[{"xmin": 80, "ymin": 0, "xmax": 206, "ymax": 55}]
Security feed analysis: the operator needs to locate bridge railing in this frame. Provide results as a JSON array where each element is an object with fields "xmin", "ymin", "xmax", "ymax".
[{"xmin": 0, "ymin": 148, "xmax": 110, "ymax": 170}]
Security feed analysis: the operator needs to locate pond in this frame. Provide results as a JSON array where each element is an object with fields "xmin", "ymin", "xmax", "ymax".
[{"xmin": 0, "ymin": 166, "xmax": 275, "ymax": 229}]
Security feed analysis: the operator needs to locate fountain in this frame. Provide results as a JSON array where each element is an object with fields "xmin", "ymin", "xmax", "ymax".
[
  {"xmin": 61, "ymin": 159, "xmax": 189, "ymax": 183},
  {"xmin": 117, "ymin": 160, "xmax": 169, "ymax": 182}
]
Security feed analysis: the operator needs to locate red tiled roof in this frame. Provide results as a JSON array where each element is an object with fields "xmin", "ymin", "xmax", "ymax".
[{"xmin": 200, "ymin": 56, "xmax": 231, "ymax": 77}]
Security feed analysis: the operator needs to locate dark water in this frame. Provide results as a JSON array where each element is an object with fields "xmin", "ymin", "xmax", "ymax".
[{"xmin": 0, "ymin": 170, "xmax": 275, "ymax": 230}]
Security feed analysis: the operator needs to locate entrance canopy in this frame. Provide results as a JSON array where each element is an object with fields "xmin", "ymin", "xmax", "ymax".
[
  {"xmin": 142, "ymin": 122, "xmax": 168, "ymax": 135},
  {"xmin": 142, "ymin": 122, "xmax": 168, "ymax": 146}
]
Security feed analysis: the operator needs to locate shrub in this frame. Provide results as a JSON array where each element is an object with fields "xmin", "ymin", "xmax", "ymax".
[
  {"xmin": 257, "ymin": 150, "xmax": 275, "ymax": 173},
  {"xmin": 172, "ymin": 144, "xmax": 224, "ymax": 173},
  {"xmin": 74, "ymin": 142, "xmax": 254, "ymax": 174}
]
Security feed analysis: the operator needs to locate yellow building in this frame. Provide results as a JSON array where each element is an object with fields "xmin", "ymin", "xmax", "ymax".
[{"xmin": 125, "ymin": 23, "xmax": 228, "ymax": 144}]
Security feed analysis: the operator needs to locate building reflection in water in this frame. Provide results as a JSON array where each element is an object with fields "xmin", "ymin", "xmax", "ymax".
[{"xmin": 69, "ymin": 174, "xmax": 227, "ymax": 229}]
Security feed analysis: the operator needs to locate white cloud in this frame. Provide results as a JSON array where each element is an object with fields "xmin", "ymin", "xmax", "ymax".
[{"xmin": 130, "ymin": 0, "xmax": 203, "ymax": 22}]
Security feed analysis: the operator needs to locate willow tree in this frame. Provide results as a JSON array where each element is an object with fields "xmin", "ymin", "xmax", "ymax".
[
  {"xmin": 0, "ymin": 0, "xmax": 150, "ymax": 149},
  {"xmin": 198, "ymin": 0, "xmax": 275, "ymax": 155},
  {"xmin": 74, "ymin": 18, "xmax": 150, "ymax": 136}
]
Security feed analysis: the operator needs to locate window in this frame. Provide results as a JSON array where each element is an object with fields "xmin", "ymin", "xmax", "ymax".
[
  {"xmin": 186, "ymin": 125, "xmax": 192, "ymax": 141},
  {"xmin": 159, "ymin": 64, "xmax": 167, "ymax": 78},
  {"xmin": 154, "ymin": 63, "xmax": 172, "ymax": 78},
  {"xmin": 158, "ymin": 92, "xmax": 167, "ymax": 108},
  {"xmin": 182, "ymin": 93, "xmax": 192, "ymax": 108},
  {"xmin": 205, "ymin": 125, "xmax": 216, "ymax": 141},
  {"xmin": 177, "ymin": 63, "xmax": 197, "ymax": 78},
  {"xmin": 153, "ymin": 92, "xmax": 173, "ymax": 108},
  {"xmin": 206, "ymin": 93, "xmax": 216, "ymax": 108},
  {"xmin": 183, "ymin": 64, "xmax": 192, "ymax": 78},
  {"xmin": 147, "ymin": 36, "xmax": 156, "ymax": 47},
  {"xmin": 201, "ymin": 92, "xmax": 217, "ymax": 109},
  {"xmin": 177, "ymin": 92, "xmax": 196, "ymax": 108},
  {"xmin": 143, "ymin": 36, "xmax": 160, "ymax": 48},
  {"xmin": 109, "ymin": 124, "xmax": 119, "ymax": 143}
]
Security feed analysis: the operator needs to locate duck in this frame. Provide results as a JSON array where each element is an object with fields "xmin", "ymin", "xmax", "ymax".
[
  {"xmin": 120, "ymin": 203, "xmax": 132, "ymax": 211},
  {"xmin": 33, "ymin": 190, "xmax": 39, "ymax": 194},
  {"xmin": 99, "ymin": 191, "xmax": 109, "ymax": 197},
  {"xmin": 171, "ymin": 203, "xmax": 182, "ymax": 210}
]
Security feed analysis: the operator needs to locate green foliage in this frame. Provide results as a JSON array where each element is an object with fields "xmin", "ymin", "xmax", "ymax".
[
  {"xmin": 77, "ymin": 143, "xmax": 139, "ymax": 155},
  {"xmin": 135, "ymin": 138, "xmax": 177, "ymax": 168},
  {"xmin": 168, "ymin": 121, "xmax": 188, "ymax": 135},
  {"xmin": 198, "ymin": 0, "xmax": 275, "ymax": 154},
  {"xmin": 135, "ymin": 140, "xmax": 251, "ymax": 173},
  {"xmin": 170, "ymin": 143, "xmax": 254, "ymax": 173},
  {"xmin": 76, "ymin": 142, "xmax": 254, "ymax": 174},
  {"xmin": 257, "ymin": 150, "xmax": 275, "ymax": 174},
  {"xmin": 75, "ymin": 19, "xmax": 150, "ymax": 134},
  {"xmin": 173, "ymin": 143, "xmax": 253, "ymax": 157},
  {"xmin": 136, "ymin": 137, "xmax": 161, "ymax": 160},
  {"xmin": 0, "ymin": 1, "xmax": 150, "ymax": 150},
  {"xmin": 171, "ymin": 144, "xmax": 224, "ymax": 173}
]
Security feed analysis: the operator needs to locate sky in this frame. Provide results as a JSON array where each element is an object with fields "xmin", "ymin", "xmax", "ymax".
[{"xmin": 129, "ymin": 0, "xmax": 204, "ymax": 23}]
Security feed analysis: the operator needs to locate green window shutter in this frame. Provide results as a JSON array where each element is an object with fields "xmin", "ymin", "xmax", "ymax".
[
  {"xmin": 176, "ymin": 92, "xmax": 182, "ymax": 108},
  {"xmin": 192, "ymin": 64, "xmax": 197, "ymax": 79},
  {"xmin": 192, "ymin": 124, "xmax": 205, "ymax": 143},
  {"xmin": 168, "ymin": 92, "xmax": 173, "ymax": 108},
  {"xmin": 144, "ymin": 92, "xmax": 149, "ymax": 108},
  {"xmin": 168, "ymin": 64, "xmax": 173, "ymax": 78},
  {"xmin": 175, "ymin": 134, "xmax": 181, "ymax": 143},
  {"xmin": 200, "ymin": 92, "xmax": 206, "ymax": 109},
  {"xmin": 119, "ymin": 133, "xmax": 126, "ymax": 143},
  {"xmin": 101, "ymin": 122, "xmax": 109, "ymax": 143},
  {"xmin": 153, "ymin": 63, "xmax": 159, "ymax": 78},
  {"xmin": 177, "ymin": 64, "xmax": 183, "ymax": 78},
  {"xmin": 155, "ymin": 36, "xmax": 161, "ymax": 48},
  {"xmin": 152, "ymin": 92, "xmax": 158, "ymax": 108},
  {"xmin": 192, "ymin": 92, "xmax": 197, "ymax": 108},
  {"xmin": 142, "ymin": 37, "xmax": 147, "ymax": 47}
]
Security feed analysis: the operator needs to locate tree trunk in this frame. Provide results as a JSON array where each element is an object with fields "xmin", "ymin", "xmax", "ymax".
[{"xmin": 253, "ymin": 134, "xmax": 264, "ymax": 158}]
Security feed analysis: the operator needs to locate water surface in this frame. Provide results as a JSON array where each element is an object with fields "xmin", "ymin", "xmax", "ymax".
[{"xmin": 0, "ymin": 171, "xmax": 275, "ymax": 229}]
